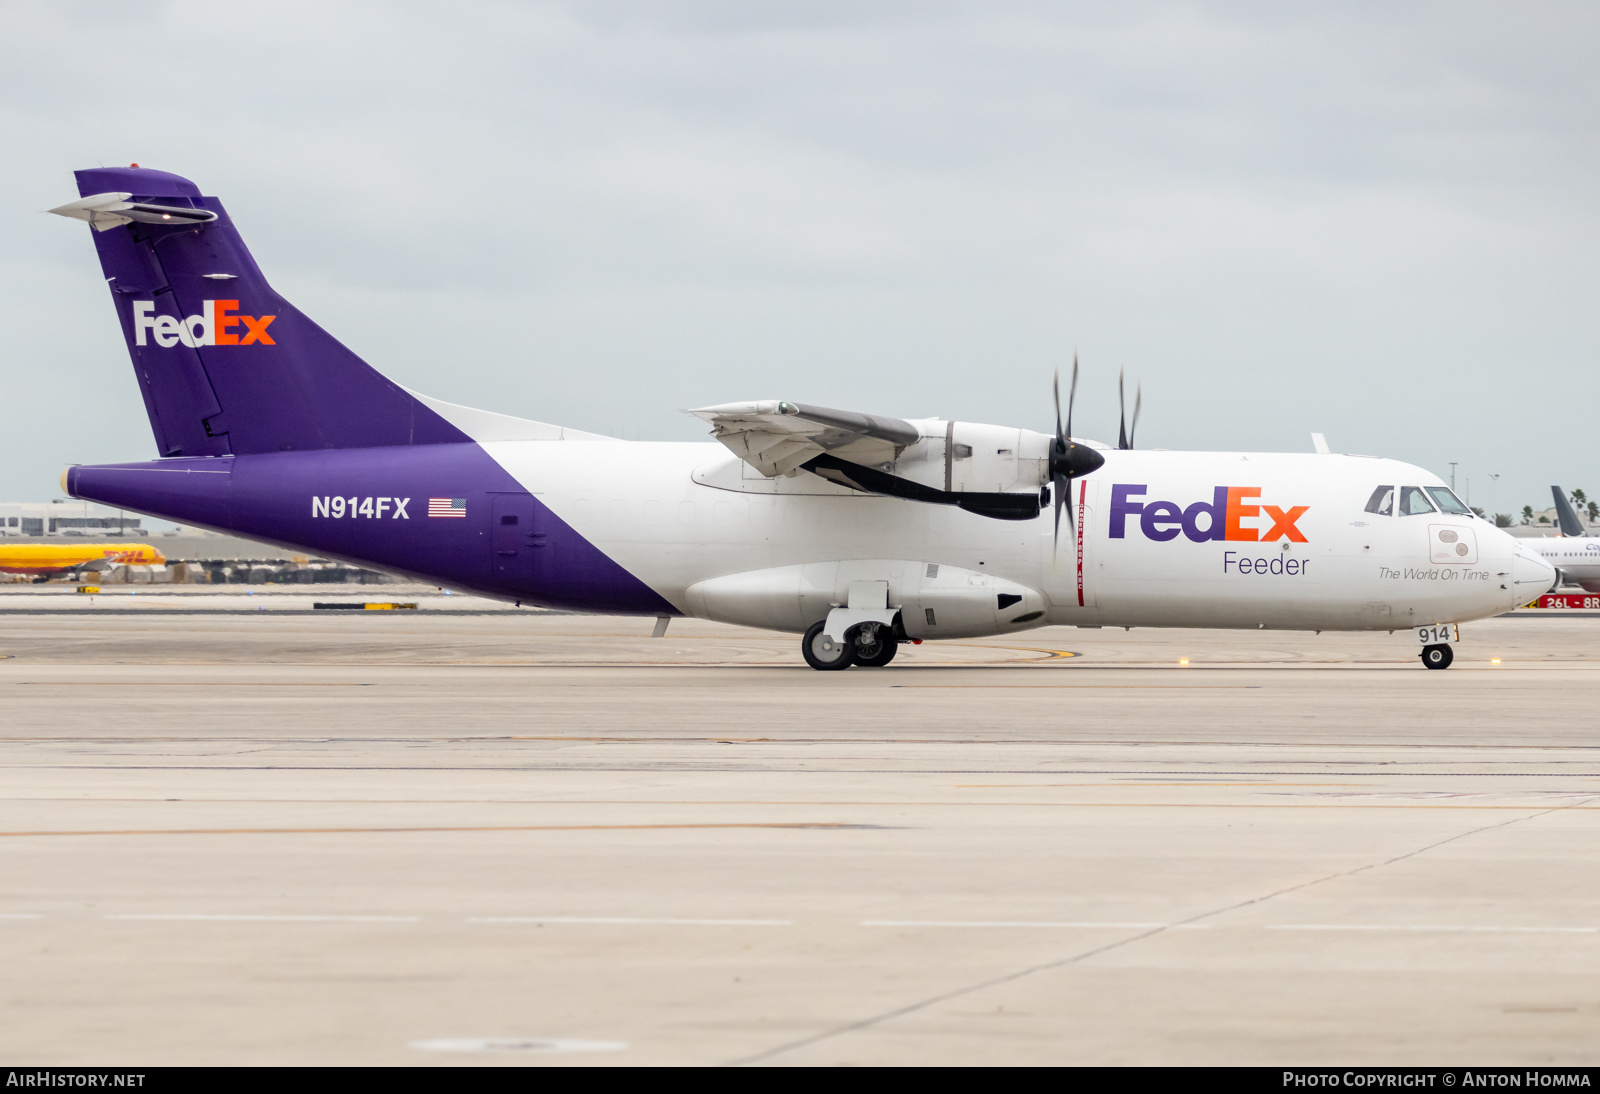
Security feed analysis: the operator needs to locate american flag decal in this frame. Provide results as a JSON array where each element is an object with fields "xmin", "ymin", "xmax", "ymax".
[{"xmin": 428, "ymin": 497, "xmax": 467, "ymax": 518}]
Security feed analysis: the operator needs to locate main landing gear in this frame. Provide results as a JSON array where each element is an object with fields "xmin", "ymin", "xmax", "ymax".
[
  {"xmin": 1420, "ymin": 643, "xmax": 1454, "ymax": 670},
  {"xmin": 802, "ymin": 620, "xmax": 900, "ymax": 671}
]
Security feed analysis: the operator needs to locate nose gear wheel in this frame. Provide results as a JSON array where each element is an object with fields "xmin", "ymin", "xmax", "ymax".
[{"xmin": 1420, "ymin": 644, "xmax": 1454, "ymax": 670}]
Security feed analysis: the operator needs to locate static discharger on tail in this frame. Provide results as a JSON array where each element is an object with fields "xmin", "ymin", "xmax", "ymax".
[{"xmin": 48, "ymin": 166, "xmax": 1557, "ymax": 670}]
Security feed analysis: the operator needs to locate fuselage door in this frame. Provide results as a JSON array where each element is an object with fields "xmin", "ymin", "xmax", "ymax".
[{"xmin": 490, "ymin": 492, "xmax": 541, "ymax": 586}]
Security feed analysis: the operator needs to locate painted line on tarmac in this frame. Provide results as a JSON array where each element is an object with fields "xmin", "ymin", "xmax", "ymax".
[
  {"xmin": 944, "ymin": 644, "xmax": 1077, "ymax": 660},
  {"xmin": 12, "ymin": 914, "xmax": 1595, "ymax": 935},
  {"xmin": 0, "ymin": 821, "xmax": 884, "ymax": 838},
  {"xmin": 1268, "ymin": 924, "xmax": 1597, "ymax": 933},
  {"xmin": 412, "ymin": 1038, "xmax": 626, "ymax": 1054},
  {"xmin": 469, "ymin": 916, "xmax": 792, "ymax": 926},
  {"xmin": 106, "ymin": 914, "xmax": 420, "ymax": 923},
  {"xmin": 14, "ymin": 681, "xmax": 376, "ymax": 687},
  {"xmin": 863, "ymin": 920, "xmax": 1210, "ymax": 930},
  {"xmin": 733, "ymin": 795, "xmax": 1598, "ymax": 1065},
  {"xmin": 993, "ymin": 801, "xmax": 1600, "ymax": 809},
  {"xmin": 957, "ymin": 781, "xmax": 1369, "ymax": 787},
  {"xmin": 8, "ymin": 765, "xmax": 1600, "ymax": 782}
]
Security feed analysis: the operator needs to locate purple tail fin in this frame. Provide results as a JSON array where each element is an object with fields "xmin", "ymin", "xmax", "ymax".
[{"xmin": 67, "ymin": 166, "xmax": 469, "ymax": 457}]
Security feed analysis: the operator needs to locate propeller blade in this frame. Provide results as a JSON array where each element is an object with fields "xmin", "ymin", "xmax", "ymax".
[
  {"xmin": 1117, "ymin": 367, "xmax": 1127, "ymax": 450},
  {"xmin": 1052, "ymin": 472, "xmax": 1069, "ymax": 557},
  {"xmin": 1066, "ymin": 352, "xmax": 1079, "ymax": 444},
  {"xmin": 1052, "ymin": 367, "xmax": 1063, "ymax": 446},
  {"xmin": 1048, "ymin": 353, "xmax": 1102, "ymax": 557},
  {"xmin": 1130, "ymin": 383, "xmax": 1142, "ymax": 450}
]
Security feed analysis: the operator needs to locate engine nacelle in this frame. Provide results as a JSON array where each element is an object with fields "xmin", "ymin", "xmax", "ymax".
[
  {"xmin": 890, "ymin": 420, "xmax": 1052, "ymax": 496},
  {"xmin": 685, "ymin": 559, "xmax": 1048, "ymax": 639}
]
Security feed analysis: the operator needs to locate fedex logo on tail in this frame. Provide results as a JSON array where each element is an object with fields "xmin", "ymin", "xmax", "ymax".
[
  {"xmin": 132, "ymin": 300, "xmax": 275, "ymax": 348},
  {"xmin": 1110, "ymin": 485, "xmax": 1309, "ymax": 543}
]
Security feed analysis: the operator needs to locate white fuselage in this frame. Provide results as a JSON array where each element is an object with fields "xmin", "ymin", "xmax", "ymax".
[
  {"xmin": 477, "ymin": 435, "xmax": 1553, "ymax": 637},
  {"xmin": 1525, "ymin": 536, "xmax": 1600, "ymax": 592}
]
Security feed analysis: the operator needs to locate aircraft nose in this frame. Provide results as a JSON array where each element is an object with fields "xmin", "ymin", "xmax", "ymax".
[{"xmin": 1511, "ymin": 544, "xmax": 1557, "ymax": 598}]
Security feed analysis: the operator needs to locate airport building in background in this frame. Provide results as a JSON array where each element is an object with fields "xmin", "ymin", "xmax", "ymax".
[
  {"xmin": 0, "ymin": 499, "xmax": 147, "ymax": 537},
  {"xmin": 0, "ymin": 500, "xmax": 401, "ymax": 585}
]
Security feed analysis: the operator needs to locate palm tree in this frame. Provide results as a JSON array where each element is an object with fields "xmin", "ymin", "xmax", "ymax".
[{"xmin": 1522, "ymin": 505, "xmax": 1534, "ymax": 525}]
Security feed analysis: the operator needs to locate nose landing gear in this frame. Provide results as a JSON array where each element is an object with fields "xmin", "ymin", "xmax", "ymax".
[{"xmin": 1420, "ymin": 643, "xmax": 1454, "ymax": 670}]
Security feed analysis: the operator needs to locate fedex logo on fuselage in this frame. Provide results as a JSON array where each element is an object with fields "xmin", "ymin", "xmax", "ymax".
[
  {"xmin": 1110, "ymin": 484, "xmax": 1309, "ymax": 543},
  {"xmin": 132, "ymin": 300, "xmax": 275, "ymax": 348}
]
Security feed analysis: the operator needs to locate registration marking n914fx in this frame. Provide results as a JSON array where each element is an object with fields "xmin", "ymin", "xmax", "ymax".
[{"xmin": 311, "ymin": 497, "xmax": 410, "ymax": 519}]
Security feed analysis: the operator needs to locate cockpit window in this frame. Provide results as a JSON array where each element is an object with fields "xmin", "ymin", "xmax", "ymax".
[
  {"xmin": 1425, "ymin": 486, "xmax": 1472, "ymax": 516},
  {"xmin": 1364, "ymin": 486, "xmax": 1394, "ymax": 516},
  {"xmin": 1398, "ymin": 486, "xmax": 1437, "ymax": 516}
]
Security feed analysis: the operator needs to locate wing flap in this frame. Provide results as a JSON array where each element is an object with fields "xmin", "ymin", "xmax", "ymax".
[{"xmin": 691, "ymin": 400, "xmax": 922, "ymax": 478}]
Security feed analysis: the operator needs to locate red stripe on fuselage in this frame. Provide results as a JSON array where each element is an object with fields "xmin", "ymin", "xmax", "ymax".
[{"xmin": 1077, "ymin": 480, "xmax": 1086, "ymax": 608}]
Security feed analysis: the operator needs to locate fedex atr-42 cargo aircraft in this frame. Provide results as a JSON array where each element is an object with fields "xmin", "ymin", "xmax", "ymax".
[{"xmin": 50, "ymin": 166, "xmax": 1556, "ymax": 670}]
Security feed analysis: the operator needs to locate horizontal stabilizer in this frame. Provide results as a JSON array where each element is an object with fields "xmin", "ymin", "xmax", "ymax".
[{"xmin": 49, "ymin": 192, "xmax": 217, "ymax": 232}]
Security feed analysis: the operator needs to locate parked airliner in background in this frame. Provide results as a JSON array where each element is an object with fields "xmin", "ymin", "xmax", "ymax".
[
  {"xmin": 48, "ymin": 166, "xmax": 1555, "ymax": 670},
  {"xmin": 1527, "ymin": 486, "xmax": 1600, "ymax": 593},
  {"xmin": 0, "ymin": 542, "xmax": 164, "ymax": 581}
]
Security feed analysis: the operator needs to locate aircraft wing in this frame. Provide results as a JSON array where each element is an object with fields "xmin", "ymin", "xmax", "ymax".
[{"xmin": 690, "ymin": 400, "xmax": 922, "ymax": 477}]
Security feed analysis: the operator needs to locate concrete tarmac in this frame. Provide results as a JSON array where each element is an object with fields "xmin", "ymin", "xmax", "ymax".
[{"xmin": 0, "ymin": 610, "xmax": 1597, "ymax": 1066}]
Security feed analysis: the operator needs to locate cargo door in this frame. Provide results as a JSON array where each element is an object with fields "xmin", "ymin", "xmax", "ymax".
[{"xmin": 490, "ymin": 492, "xmax": 541, "ymax": 587}]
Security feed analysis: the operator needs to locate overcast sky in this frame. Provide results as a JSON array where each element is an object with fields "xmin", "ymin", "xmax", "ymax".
[{"xmin": 3, "ymin": 1, "xmax": 1597, "ymax": 519}]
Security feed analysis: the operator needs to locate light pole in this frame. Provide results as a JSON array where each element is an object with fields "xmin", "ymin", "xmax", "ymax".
[{"xmin": 1449, "ymin": 462, "xmax": 1458, "ymax": 492}]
